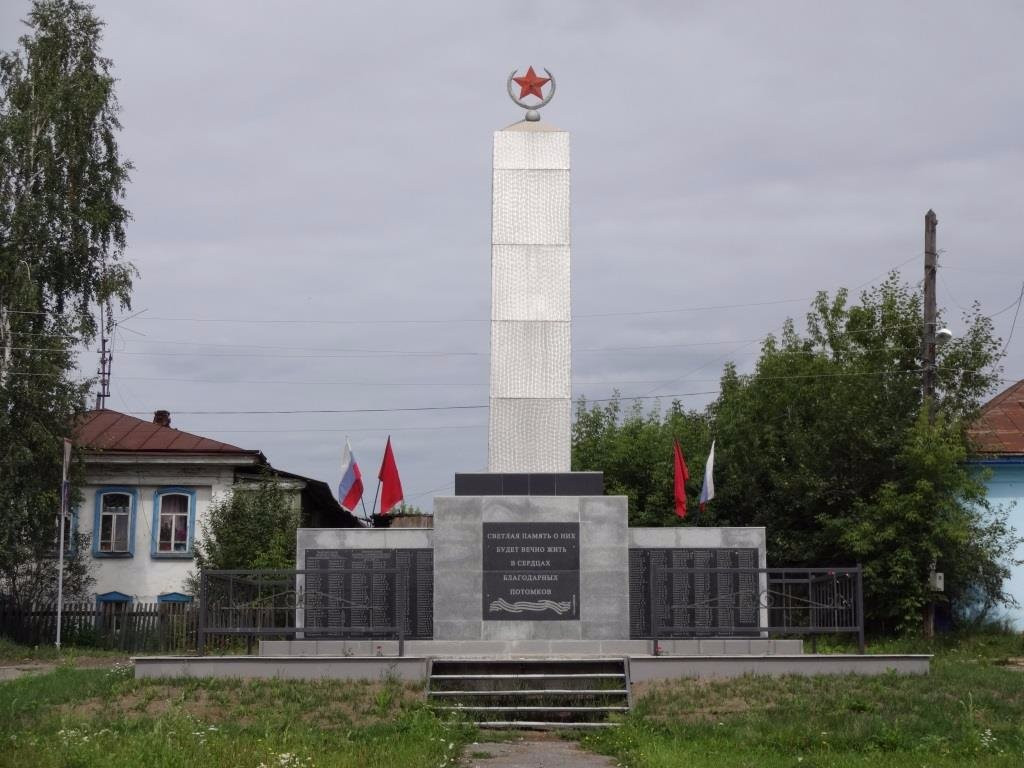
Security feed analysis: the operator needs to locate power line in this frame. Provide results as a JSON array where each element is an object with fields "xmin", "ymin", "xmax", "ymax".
[
  {"xmin": 123, "ymin": 405, "xmax": 491, "ymax": 417},
  {"xmin": 174, "ymin": 424, "xmax": 488, "ymax": 434},
  {"xmin": 1, "ymin": 332, "xmax": 936, "ymax": 360},
  {"xmin": 0, "ymin": 272, "xmax": 919, "ymax": 328},
  {"xmin": 111, "ymin": 368, "xmax": 964, "ymax": 418},
  {"xmin": 998, "ymin": 282, "xmax": 1024, "ymax": 355}
]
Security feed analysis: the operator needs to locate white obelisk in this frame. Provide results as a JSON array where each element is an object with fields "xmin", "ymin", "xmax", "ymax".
[{"xmin": 488, "ymin": 117, "xmax": 571, "ymax": 473}]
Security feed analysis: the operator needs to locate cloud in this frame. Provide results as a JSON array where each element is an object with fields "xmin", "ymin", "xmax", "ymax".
[{"xmin": 3, "ymin": 0, "xmax": 1022, "ymax": 508}]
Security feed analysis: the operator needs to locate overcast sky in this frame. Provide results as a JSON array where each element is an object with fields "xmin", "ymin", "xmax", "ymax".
[{"xmin": 3, "ymin": 1, "xmax": 1023, "ymax": 512}]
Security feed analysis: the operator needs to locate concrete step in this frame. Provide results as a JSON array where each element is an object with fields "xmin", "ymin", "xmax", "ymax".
[
  {"xmin": 430, "ymin": 672, "xmax": 624, "ymax": 680},
  {"xmin": 434, "ymin": 705, "xmax": 630, "ymax": 713},
  {"xmin": 429, "ymin": 689, "xmax": 629, "ymax": 697},
  {"xmin": 259, "ymin": 638, "xmax": 805, "ymax": 658},
  {"xmin": 428, "ymin": 656, "xmax": 631, "ymax": 729},
  {"xmin": 474, "ymin": 721, "xmax": 620, "ymax": 730}
]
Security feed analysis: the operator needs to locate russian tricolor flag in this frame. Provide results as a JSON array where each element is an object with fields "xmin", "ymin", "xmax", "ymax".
[
  {"xmin": 699, "ymin": 440, "xmax": 715, "ymax": 511},
  {"xmin": 338, "ymin": 438, "xmax": 364, "ymax": 513}
]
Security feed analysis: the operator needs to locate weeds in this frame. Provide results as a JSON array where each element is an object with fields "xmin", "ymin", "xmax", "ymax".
[
  {"xmin": 583, "ymin": 632, "xmax": 1024, "ymax": 767},
  {"xmin": 0, "ymin": 665, "xmax": 476, "ymax": 768}
]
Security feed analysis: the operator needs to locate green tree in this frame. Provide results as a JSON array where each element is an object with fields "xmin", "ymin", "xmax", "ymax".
[
  {"xmin": 572, "ymin": 394, "xmax": 711, "ymax": 526},
  {"xmin": 190, "ymin": 474, "xmax": 302, "ymax": 581},
  {"xmin": 0, "ymin": 1, "xmax": 134, "ymax": 605},
  {"xmin": 573, "ymin": 275, "xmax": 1018, "ymax": 630}
]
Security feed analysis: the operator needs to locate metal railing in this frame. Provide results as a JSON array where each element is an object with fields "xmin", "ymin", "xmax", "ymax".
[
  {"xmin": 197, "ymin": 568, "xmax": 406, "ymax": 656},
  {"xmin": 647, "ymin": 566, "xmax": 864, "ymax": 653}
]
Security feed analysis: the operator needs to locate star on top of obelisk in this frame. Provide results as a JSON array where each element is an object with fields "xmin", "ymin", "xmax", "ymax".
[{"xmin": 507, "ymin": 66, "xmax": 556, "ymax": 122}]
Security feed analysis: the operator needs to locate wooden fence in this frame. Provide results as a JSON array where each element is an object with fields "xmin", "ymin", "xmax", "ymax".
[{"xmin": 0, "ymin": 601, "xmax": 199, "ymax": 653}]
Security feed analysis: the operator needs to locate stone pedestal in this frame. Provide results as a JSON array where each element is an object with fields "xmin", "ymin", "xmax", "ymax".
[{"xmin": 432, "ymin": 495, "xmax": 629, "ymax": 641}]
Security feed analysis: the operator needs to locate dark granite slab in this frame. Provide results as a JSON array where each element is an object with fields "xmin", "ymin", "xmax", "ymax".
[{"xmin": 453, "ymin": 472, "xmax": 604, "ymax": 496}]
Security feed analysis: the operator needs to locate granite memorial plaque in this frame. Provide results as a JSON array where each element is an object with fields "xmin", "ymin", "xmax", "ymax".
[
  {"xmin": 629, "ymin": 547, "xmax": 759, "ymax": 638},
  {"xmin": 304, "ymin": 548, "xmax": 433, "ymax": 639},
  {"xmin": 482, "ymin": 522, "xmax": 580, "ymax": 620}
]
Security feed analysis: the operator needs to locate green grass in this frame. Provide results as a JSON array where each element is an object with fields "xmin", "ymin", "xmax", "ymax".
[
  {"xmin": 0, "ymin": 662, "xmax": 475, "ymax": 767},
  {"xmin": 4, "ymin": 633, "xmax": 1023, "ymax": 766},
  {"xmin": 0, "ymin": 636, "xmax": 128, "ymax": 664},
  {"xmin": 582, "ymin": 631, "xmax": 1024, "ymax": 767}
]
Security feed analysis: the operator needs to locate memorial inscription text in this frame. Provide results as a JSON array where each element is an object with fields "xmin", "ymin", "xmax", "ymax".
[
  {"xmin": 629, "ymin": 548, "xmax": 760, "ymax": 638},
  {"xmin": 482, "ymin": 522, "xmax": 580, "ymax": 621},
  {"xmin": 304, "ymin": 549, "xmax": 433, "ymax": 639}
]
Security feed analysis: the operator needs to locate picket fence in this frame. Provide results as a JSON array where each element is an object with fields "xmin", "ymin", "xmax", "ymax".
[{"xmin": 0, "ymin": 601, "xmax": 199, "ymax": 653}]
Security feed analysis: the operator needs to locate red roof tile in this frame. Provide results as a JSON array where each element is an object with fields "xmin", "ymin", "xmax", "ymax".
[
  {"xmin": 968, "ymin": 379, "xmax": 1024, "ymax": 455},
  {"xmin": 74, "ymin": 409, "xmax": 259, "ymax": 455}
]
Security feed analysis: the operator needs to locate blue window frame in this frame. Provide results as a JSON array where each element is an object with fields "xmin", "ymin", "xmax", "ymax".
[
  {"xmin": 151, "ymin": 487, "xmax": 197, "ymax": 558},
  {"xmin": 157, "ymin": 592, "xmax": 193, "ymax": 604},
  {"xmin": 92, "ymin": 487, "xmax": 138, "ymax": 558},
  {"xmin": 96, "ymin": 590, "xmax": 133, "ymax": 604},
  {"xmin": 96, "ymin": 591, "xmax": 132, "ymax": 633}
]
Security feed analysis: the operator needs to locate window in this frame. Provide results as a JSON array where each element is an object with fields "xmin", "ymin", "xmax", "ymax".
[
  {"xmin": 100, "ymin": 494, "xmax": 131, "ymax": 552},
  {"xmin": 96, "ymin": 591, "xmax": 132, "ymax": 634},
  {"xmin": 97, "ymin": 591, "xmax": 132, "ymax": 604},
  {"xmin": 92, "ymin": 488, "xmax": 137, "ymax": 557},
  {"xmin": 151, "ymin": 488, "xmax": 196, "ymax": 558},
  {"xmin": 158, "ymin": 494, "xmax": 189, "ymax": 552},
  {"xmin": 157, "ymin": 592, "xmax": 193, "ymax": 604}
]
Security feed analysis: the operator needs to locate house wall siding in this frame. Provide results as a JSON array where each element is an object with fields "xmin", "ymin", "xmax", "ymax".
[
  {"xmin": 976, "ymin": 461, "xmax": 1024, "ymax": 629},
  {"xmin": 77, "ymin": 464, "xmax": 236, "ymax": 602}
]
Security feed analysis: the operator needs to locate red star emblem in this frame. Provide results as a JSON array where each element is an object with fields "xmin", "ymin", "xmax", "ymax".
[{"xmin": 513, "ymin": 66, "xmax": 550, "ymax": 100}]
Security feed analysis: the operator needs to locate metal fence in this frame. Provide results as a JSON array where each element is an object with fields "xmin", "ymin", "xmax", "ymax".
[
  {"xmin": 197, "ymin": 568, "xmax": 407, "ymax": 656},
  {"xmin": 196, "ymin": 565, "xmax": 864, "ymax": 657},
  {"xmin": 648, "ymin": 566, "xmax": 864, "ymax": 653}
]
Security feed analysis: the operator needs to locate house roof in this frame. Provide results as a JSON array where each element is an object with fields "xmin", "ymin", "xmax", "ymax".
[
  {"xmin": 968, "ymin": 379, "xmax": 1024, "ymax": 455},
  {"xmin": 74, "ymin": 409, "xmax": 261, "ymax": 456}
]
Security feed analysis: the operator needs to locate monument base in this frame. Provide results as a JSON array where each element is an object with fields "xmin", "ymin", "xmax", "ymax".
[
  {"xmin": 295, "ymin": 499, "xmax": 768, "ymax": 643},
  {"xmin": 433, "ymin": 495, "xmax": 629, "ymax": 641}
]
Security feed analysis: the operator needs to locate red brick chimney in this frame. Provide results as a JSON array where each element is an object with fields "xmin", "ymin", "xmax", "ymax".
[{"xmin": 153, "ymin": 410, "xmax": 171, "ymax": 428}]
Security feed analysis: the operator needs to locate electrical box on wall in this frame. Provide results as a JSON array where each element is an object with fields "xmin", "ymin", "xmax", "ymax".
[{"xmin": 929, "ymin": 571, "xmax": 945, "ymax": 592}]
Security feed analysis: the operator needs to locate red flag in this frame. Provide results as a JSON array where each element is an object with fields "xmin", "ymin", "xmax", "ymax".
[
  {"xmin": 377, "ymin": 436, "xmax": 404, "ymax": 516},
  {"xmin": 673, "ymin": 439, "xmax": 690, "ymax": 519}
]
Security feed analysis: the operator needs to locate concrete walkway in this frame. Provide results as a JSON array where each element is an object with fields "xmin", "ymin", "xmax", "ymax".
[{"xmin": 464, "ymin": 739, "xmax": 618, "ymax": 768}]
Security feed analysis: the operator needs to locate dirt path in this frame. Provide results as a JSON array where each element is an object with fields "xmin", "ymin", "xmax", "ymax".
[
  {"xmin": 0, "ymin": 655, "xmax": 127, "ymax": 682},
  {"xmin": 464, "ymin": 738, "xmax": 618, "ymax": 768},
  {"xmin": 0, "ymin": 663, "xmax": 55, "ymax": 681}
]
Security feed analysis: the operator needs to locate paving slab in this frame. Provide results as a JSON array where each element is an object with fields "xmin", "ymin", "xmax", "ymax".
[{"xmin": 464, "ymin": 739, "xmax": 617, "ymax": 768}]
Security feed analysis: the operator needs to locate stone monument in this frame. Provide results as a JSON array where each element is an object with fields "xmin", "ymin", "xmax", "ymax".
[
  {"xmin": 295, "ymin": 69, "xmax": 767, "ymax": 649},
  {"xmin": 488, "ymin": 67, "xmax": 571, "ymax": 473},
  {"xmin": 431, "ymin": 67, "xmax": 630, "ymax": 641}
]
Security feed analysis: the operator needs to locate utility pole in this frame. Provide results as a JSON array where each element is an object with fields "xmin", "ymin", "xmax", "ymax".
[
  {"xmin": 95, "ymin": 303, "xmax": 111, "ymax": 410},
  {"xmin": 922, "ymin": 210, "xmax": 938, "ymax": 421},
  {"xmin": 922, "ymin": 209, "xmax": 938, "ymax": 639}
]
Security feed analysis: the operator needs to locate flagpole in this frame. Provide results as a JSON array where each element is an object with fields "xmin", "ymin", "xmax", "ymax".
[
  {"xmin": 55, "ymin": 438, "xmax": 71, "ymax": 649},
  {"xmin": 370, "ymin": 481, "xmax": 381, "ymax": 522}
]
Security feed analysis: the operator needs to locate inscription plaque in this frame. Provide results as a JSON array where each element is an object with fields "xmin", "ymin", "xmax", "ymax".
[
  {"xmin": 304, "ymin": 549, "xmax": 433, "ymax": 639},
  {"xmin": 629, "ymin": 548, "xmax": 759, "ymax": 638},
  {"xmin": 482, "ymin": 522, "xmax": 579, "ymax": 621}
]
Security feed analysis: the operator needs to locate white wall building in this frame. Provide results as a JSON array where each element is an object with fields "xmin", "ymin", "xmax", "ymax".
[{"xmin": 73, "ymin": 409, "xmax": 359, "ymax": 606}]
